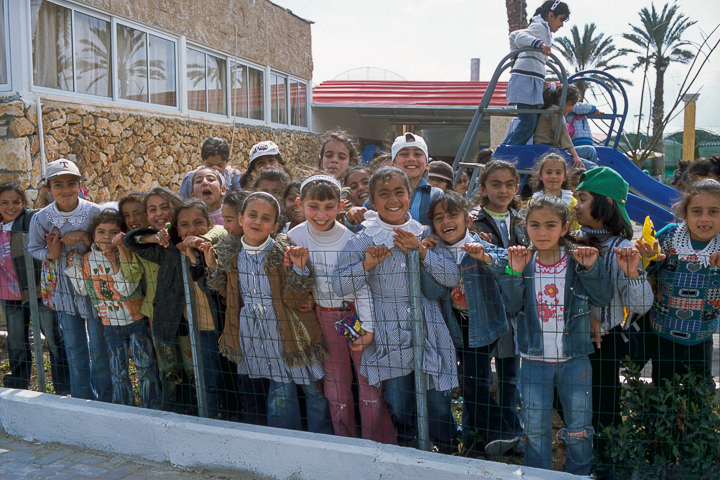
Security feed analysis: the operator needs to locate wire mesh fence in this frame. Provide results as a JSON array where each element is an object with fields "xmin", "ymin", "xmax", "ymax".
[{"xmin": 1, "ymin": 233, "xmax": 719, "ymax": 477}]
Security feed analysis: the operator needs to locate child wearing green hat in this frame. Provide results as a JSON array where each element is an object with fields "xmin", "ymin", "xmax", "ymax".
[{"xmin": 572, "ymin": 166, "xmax": 654, "ymax": 472}]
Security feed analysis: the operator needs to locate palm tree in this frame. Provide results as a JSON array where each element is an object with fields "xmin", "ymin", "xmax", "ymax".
[
  {"xmin": 554, "ymin": 23, "xmax": 632, "ymax": 99},
  {"xmin": 622, "ymin": 3, "xmax": 696, "ymax": 159},
  {"xmin": 505, "ymin": 0, "xmax": 527, "ymax": 33}
]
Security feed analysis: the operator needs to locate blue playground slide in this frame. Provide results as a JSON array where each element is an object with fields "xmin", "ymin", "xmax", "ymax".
[{"xmin": 493, "ymin": 144, "xmax": 678, "ymax": 228}]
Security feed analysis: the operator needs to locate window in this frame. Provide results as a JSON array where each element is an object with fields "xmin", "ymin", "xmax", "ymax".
[
  {"xmin": 270, "ymin": 73, "xmax": 308, "ymax": 127},
  {"xmin": 271, "ymin": 73, "xmax": 286, "ymax": 124},
  {"xmin": 231, "ymin": 61, "xmax": 264, "ymax": 121},
  {"xmin": 0, "ymin": 0, "xmax": 9, "ymax": 87},
  {"xmin": 187, "ymin": 47, "xmax": 226, "ymax": 115},
  {"xmin": 117, "ymin": 24, "xmax": 176, "ymax": 106},
  {"xmin": 32, "ymin": 1, "xmax": 75, "ymax": 91},
  {"xmin": 289, "ymin": 79, "xmax": 307, "ymax": 127},
  {"xmin": 75, "ymin": 11, "xmax": 111, "ymax": 97}
]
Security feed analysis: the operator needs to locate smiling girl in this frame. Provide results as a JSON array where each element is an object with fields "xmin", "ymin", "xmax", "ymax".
[{"xmin": 531, "ymin": 153, "xmax": 579, "ymax": 230}]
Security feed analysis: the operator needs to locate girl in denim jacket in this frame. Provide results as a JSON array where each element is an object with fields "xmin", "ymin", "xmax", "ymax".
[{"xmin": 498, "ymin": 195, "xmax": 612, "ymax": 475}]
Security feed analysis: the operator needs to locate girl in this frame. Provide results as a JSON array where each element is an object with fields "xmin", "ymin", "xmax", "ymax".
[
  {"xmin": 179, "ymin": 137, "xmax": 242, "ymax": 199},
  {"xmin": 239, "ymin": 141, "xmax": 286, "ymax": 190},
  {"xmin": 65, "ymin": 209, "xmax": 161, "ymax": 409},
  {"xmin": 288, "ymin": 174, "xmax": 396, "ymax": 444},
  {"xmin": 572, "ymin": 167, "xmax": 653, "ymax": 471},
  {"xmin": 0, "ymin": 183, "xmax": 70, "ymax": 393},
  {"xmin": 342, "ymin": 166, "xmax": 371, "ymax": 207},
  {"xmin": 470, "ymin": 160, "xmax": 529, "ymax": 451},
  {"xmin": 533, "ymin": 83, "xmax": 596, "ymax": 170},
  {"xmin": 28, "ymin": 159, "xmax": 112, "ymax": 402},
  {"xmin": 502, "ymin": 1, "xmax": 570, "ymax": 146},
  {"xmin": 427, "ymin": 191, "xmax": 521, "ymax": 456},
  {"xmin": 191, "ymin": 167, "xmax": 226, "ymax": 226},
  {"xmin": 333, "ymin": 166, "xmax": 460, "ymax": 452},
  {"xmin": 637, "ymin": 179, "xmax": 720, "ymax": 387},
  {"xmin": 282, "ymin": 181, "xmax": 304, "ymax": 233},
  {"xmin": 172, "ymin": 199, "xmax": 229, "ymax": 419},
  {"xmin": 454, "ymin": 169, "xmax": 470, "ymax": 195},
  {"xmin": 208, "ymin": 192, "xmax": 333, "ymax": 434},
  {"xmin": 253, "ymin": 168, "xmax": 290, "ymax": 203},
  {"xmin": 427, "ymin": 161, "xmax": 455, "ymax": 191},
  {"xmin": 531, "ymin": 153, "xmax": 579, "ymax": 230},
  {"xmin": 221, "ymin": 191, "xmax": 248, "ymax": 238},
  {"xmin": 318, "ymin": 130, "xmax": 359, "ymax": 179},
  {"xmin": 118, "ymin": 193, "xmax": 147, "ymax": 231},
  {"xmin": 687, "ymin": 154, "xmax": 720, "ymax": 182},
  {"xmin": 498, "ymin": 195, "xmax": 612, "ymax": 475}
]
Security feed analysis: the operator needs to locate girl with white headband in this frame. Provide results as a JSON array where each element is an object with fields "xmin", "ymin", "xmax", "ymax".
[{"xmin": 287, "ymin": 175, "xmax": 396, "ymax": 444}]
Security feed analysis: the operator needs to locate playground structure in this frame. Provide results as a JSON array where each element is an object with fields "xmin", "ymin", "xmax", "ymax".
[{"xmin": 452, "ymin": 48, "xmax": 679, "ymax": 229}]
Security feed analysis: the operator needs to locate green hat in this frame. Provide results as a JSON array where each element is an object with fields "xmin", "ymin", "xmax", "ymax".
[{"xmin": 576, "ymin": 167, "xmax": 632, "ymax": 227}]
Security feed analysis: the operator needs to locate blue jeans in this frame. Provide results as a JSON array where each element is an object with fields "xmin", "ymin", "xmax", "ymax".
[
  {"xmin": 199, "ymin": 331, "xmax": 223, "ymax": 417},
  {"xmin": 574, "ymin": 146, "xmax": 599, "ymax": 169},
  {"xmin": 520, "ymin": 357, "xmax": 594, "ymax": 475},
  {"xmin": 503, "ymin": 104, "xmax": 540, "ymax": 146},
  {"xmin": 267, "ymin": 380, "xmax": 333, "ymax": 434},
  {"xmin": 56, "ymin": 312, "xmax": 112, "ymax": 402},
  {"xmin": 383, "ymin": 373, "xmax": 454, "ymax": 451},
  {"xmin": 491, "ymin": 355, "xmax": 524, "ymax": 438},
  {"xmin": 2, "ymin": 300, "xmax": 70, "ymax": 394},
  {"xmin": 104, "ymin": 320, "xmax": 161, "ymax": 409}
]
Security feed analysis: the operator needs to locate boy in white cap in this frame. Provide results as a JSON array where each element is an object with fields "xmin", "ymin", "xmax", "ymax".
[
  {"xmin": 238, "ymin": 140, "xmax": 285, "ymax": 190},
  {"xmin": 27, "ymin": 159, "xmax": 112, "ymax": 402},
  {"xmin": 346, "ymin": 132, "xmax": 442, "ymax": 225}
]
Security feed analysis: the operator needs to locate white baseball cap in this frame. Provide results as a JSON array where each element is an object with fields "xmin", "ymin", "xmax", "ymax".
[
  {"xmin": 45, "ymin": 159, "xmax": 83, "ymax": 180},
  {"xmin": 391, "ymin": 133, "xmax": 428, "ymax": 162},
  {"xmin": 249, "ymin": 141, "xmax": 280, "ymax": 163}
]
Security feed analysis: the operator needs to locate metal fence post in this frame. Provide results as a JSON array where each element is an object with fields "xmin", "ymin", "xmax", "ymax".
[
  {"xmin": 180, "ymin": 255, "xmax": 207, "ymax": 418},
  {"xmin": 22, "ymin": 234, "xmax": 46, "ymax": 393},
  {"xmin": 407, "ymin": 248, "xmax": 429, "ymax": 451}
]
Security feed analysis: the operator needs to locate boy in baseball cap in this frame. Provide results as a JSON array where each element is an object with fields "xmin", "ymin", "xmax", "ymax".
[{"xmin": 239, "ymin": 141, "xmax": 285, "ymax": 189}]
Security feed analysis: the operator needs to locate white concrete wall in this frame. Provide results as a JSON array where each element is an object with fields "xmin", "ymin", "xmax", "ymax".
[
  {"xmin": 0, "ymin": 388, "xmax": 586, "ymax": 480},
  {"xmin": 312, "ymin": 107, "xmax": 394, "ymax": 142}
]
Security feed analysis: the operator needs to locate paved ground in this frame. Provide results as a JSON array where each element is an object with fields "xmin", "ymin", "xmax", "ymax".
[{"xmin": 0, "ymin": 427, "xmax": 267, "ymax": 480}]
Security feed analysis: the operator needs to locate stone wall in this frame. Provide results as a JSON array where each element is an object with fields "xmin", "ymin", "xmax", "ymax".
[{"xmin": 0, "ymin": 97, "xmax": 322, "ymax": 206}]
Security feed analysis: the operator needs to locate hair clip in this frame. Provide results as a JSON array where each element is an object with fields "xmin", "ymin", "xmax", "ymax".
[
  {"xmin": 551, "ymin": 0, "xmax": 561, "ymax": 11},
  {"xmin": 548, "ymin": 82, "xmax": 557, "ymax": 92},
  {"xmin": 300, "ymin": 174, "xmax": 342, "ymax": 193}
]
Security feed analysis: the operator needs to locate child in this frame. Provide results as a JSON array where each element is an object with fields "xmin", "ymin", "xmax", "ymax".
[
  {"xmin": 239, "ymin": 141, "xmax": 286, "ymax": 190},
  {"xmin": 208, "ymin": 192, "xmax": 333, "ymax": 434},
  {"xmin": 533, "ymin": 83, "xmax": 596, "ymax": 170},
  {"xmin": 637, "ymin": 179, "xmax": 720, "ymax": 387},
  {"xmin": 531, "ymin": 153, "xmax": 579, "ymax": 230},
  {"xmin": 253, "ymin": 168, "xmax": 290, "ymax": 203},
  {"xmin": 318, "ymin": 130, "xmax": 359, "ymax": 179},
  {"xmin": 172, "ymin": 199, "xmax": 229, "ymax": 419},
  {"xmin": 28, "ymin": 159, "xmax": 112, "ymax": 402},
  {"xmin": 333, "ymin": 166, "xmax": 460, "ymax": 452},
  {"xmin": 65, "ymin": 209, "xmax": 161, "ymax": 409},
  {"xmin": 498, "ymin": 194, "xmax": 612, "ymax": 475},
  {"xmin": 670, "ymin": 160, "xmax": 690, "ymax": 189},
  {"xmin": 191, "ymin": 167, "xmax": 226, "ymax": 226},
  {"xmin": 502, "ymin": 1, "xmax": 570, "ymax": 146},
  {"xmin": 342, "ymin": 166, "xmax": 371, "ymax": 207},
  {"xmin": 571, "ymin": 167, "xmax": 653, "ymax": 471},
  {"xmin": 454, "ymin": 169, "xmax": 470, "ymax": 195},
  {"xmin": 687, "ymin": 154, "xmax": 720, "ymax": 182},
  {"xmin": 565, "ymin": 85, "xmax": 603, "ymax": 167},
  {"xmin": 118, "ymin": 193, "xmax": 147, "ymax": 231},
  {"xmin": 427, "ymin": 161, "xmax": 455, "ymax": 191},
  {"xmin": 427, "ymin": 191, "xmax": 521, "ymax": 456},
  {"xmin": 178, "ymin": 137, "xmax": 242, "ymax": 199},
  {"xmin": 220, "ymin": 191, "xmax": 247, "ymax": 238},
  {"xmin": 288, "ymin": 174, "xmax": 396, "ymax": 444},
  {"xmin": 470, "ymin": 160, "xmax": 529, "ymax": 451},
  {"xmin": 282, "ymin": 181, "xmax": 304, "ymax": 233},
  {"xmin": 0, "ymin": 183, "xmax": 70, "ymax": 393},
  {"xmin": 346, "ymin": 133, "xmax": 442, "ymax": 226}
]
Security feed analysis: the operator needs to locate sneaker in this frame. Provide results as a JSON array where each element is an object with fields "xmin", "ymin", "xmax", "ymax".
[{"xmin": 484, "ymin": 435, "xmax": 520, "ymax": 456}]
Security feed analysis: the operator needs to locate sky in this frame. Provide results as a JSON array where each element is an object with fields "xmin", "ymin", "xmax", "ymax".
[{"xmin": 274, "ymin": 0, "xmax": 720, "ymax": 134}]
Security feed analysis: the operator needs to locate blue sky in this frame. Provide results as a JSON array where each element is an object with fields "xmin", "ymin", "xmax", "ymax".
[{"xmin": 275, "ymin": 0, "xmax": 720, "ymax": 134}]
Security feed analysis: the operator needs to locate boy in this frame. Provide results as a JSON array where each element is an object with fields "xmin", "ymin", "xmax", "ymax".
[{"xmin": 178, "ymin": 137, "xmax": 242, "ymax": 198}]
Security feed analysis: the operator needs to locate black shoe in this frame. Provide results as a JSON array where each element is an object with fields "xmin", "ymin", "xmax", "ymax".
[{"xmin": 484, "ymin": 435, "xmax": 520, "ymax": 456}]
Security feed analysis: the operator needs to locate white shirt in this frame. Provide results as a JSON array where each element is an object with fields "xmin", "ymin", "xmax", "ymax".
[{"xmin": 446, "ymin": 229, "xmax": 474, "ymax": 265}]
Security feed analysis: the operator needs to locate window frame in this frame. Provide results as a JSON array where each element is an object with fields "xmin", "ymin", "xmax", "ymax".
[
  {"xmin": 0, "ymin": 0, "xmax": 11, "ymax": 91},
  {"xmin": 270, "ymin": 69, "xmax": 309, "ymax": 129}
]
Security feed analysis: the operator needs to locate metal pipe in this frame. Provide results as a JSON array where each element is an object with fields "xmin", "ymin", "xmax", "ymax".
[
  {"xmin": 180, "ymin": 255, "xmax": 207, "ymax": 417},
  {"xmin": 408, "ymin": 248, "xmax": 429, "ymax": 451},
  {"xmin": 35, "ymin": 94, "xmax": 46, "ymax": 177},
  {"xmin": 22, "ymin": 234, "xmax": 46, "ymax": 393}
]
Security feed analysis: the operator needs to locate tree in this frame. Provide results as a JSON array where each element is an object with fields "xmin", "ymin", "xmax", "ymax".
[
  {"xmin": 505, "ymin": 0, "xmax": 527, "ymax": 33},
  {"xmin": 622, "ymin": 2, "xmax": 696, "ymax": 173},
  {"xmin": 554, "ymin": 23, "xmax": 632, "ymax": 99}
]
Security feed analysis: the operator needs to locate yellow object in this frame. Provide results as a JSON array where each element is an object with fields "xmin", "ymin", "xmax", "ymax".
[{"xmin": 639, "ymin": 216, "xmax": 658, "ymax": 269}]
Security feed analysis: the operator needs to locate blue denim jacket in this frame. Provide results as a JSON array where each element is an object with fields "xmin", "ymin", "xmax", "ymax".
[
  {"xmin": 422, "ymin": 232, "xmax": 509, "ymax": 349},
  {"xmin": 498, "ymin": 253, "xmax": 613, "ymax": 358}
]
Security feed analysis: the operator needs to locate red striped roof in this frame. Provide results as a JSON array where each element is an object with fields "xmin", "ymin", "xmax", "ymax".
[{"xmin": 312, "ymin": 81, "xmax": 508, "ymax": 107}]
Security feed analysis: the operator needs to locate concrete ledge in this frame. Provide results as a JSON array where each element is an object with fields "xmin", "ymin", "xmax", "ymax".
[{"xmin": 0, "ymin": 388, "xmax": 582, "ymax": 479}]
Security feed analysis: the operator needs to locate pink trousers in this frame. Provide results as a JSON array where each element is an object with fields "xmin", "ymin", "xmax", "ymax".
[{"xmin": 316, "ymin": 306, "xmax": 396, "ymax": 444}]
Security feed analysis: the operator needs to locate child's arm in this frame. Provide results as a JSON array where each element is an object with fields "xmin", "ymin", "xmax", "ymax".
[
  {"xmin": 572, "ymin": 103, "xmax": 597, "ymax": 116},
  {"xmin": 510, "ymin": 28, "xmax": 549, "ymax": 54},
  {"xmin": 332, "ymin": 236, "xmax": 373, "ymax": 297},
  {"xmin": 463, "ymin": 240, "xmax": 509, "ymax": 276},
  {"xmin": 64, "ymin": 251, "xmax": 89, "ymax": 296},
  {"xmin": 28, "ymin": 214, "xmax": 59, "ymax": 262},
  {"xmin": 574, "ymin": 247, "xmax": 613, "ymax": 308},
  {"xmin": 613, "ymin": 246, "xmax": 654, "ymax": 316},
  {"xmin": 123, "ymin": 227, "xmax": 176, "ymax": 264},
  {"xmin": 109, "ymin": 252, "xmax": 142, "ymax": 297},
  {"xmin": 496, "ymin": 245, "xmax": 532, "ymax": 315}
]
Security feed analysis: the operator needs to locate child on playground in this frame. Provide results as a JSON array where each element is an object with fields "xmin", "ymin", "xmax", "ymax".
[
  {"xmin": 333, "ymin": 166, "xmax": 459, "ymax": 452},
  {"xmin": 178, "ymin": 137, "xmax": 242, "ymax": 199},
  {"xmin": 637, "ymin": 179, "xmax": 720, "ymax": 386},
  {"xmin": 0, "ymin": 182, "xmax": 70, "ymax": 393},
  {"xmin": 28, "ymin": 159, "xmax": 112, "ymax": 402},
  {"xmin": 208, "ymin": 192, "xmax": 333, "ymax": 434},
  {"xmin": 531, "ymin": 153, "xmax": 579, "ymax": 230},
  {"xmin": 565, "ymin": 84, "xmax": 603, "ymax": 167},
  {"xmin": 65, "ymin": 209, "xmax": 161, "ymax": 409},
  {"xmin": 426, "ymin": 191, "xmax": 520, "ymax": 456},
  {"xmin": 288, "ymin": 174, "xmax": 396, "ymax": 444},
  {"xmin": 318, "ymin": 130, "xmax": 359, "ymax": 179},
  {"xmin": 191, "ymin": 167, "xmax": 226, "ymax": 226},
  {"xmin": 498, "ymin": 194, "xmax": 612, "ymax": 474},
  {"xmin": 503, "ymin": 1, "xmax": 570, "ymax": 146}
]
